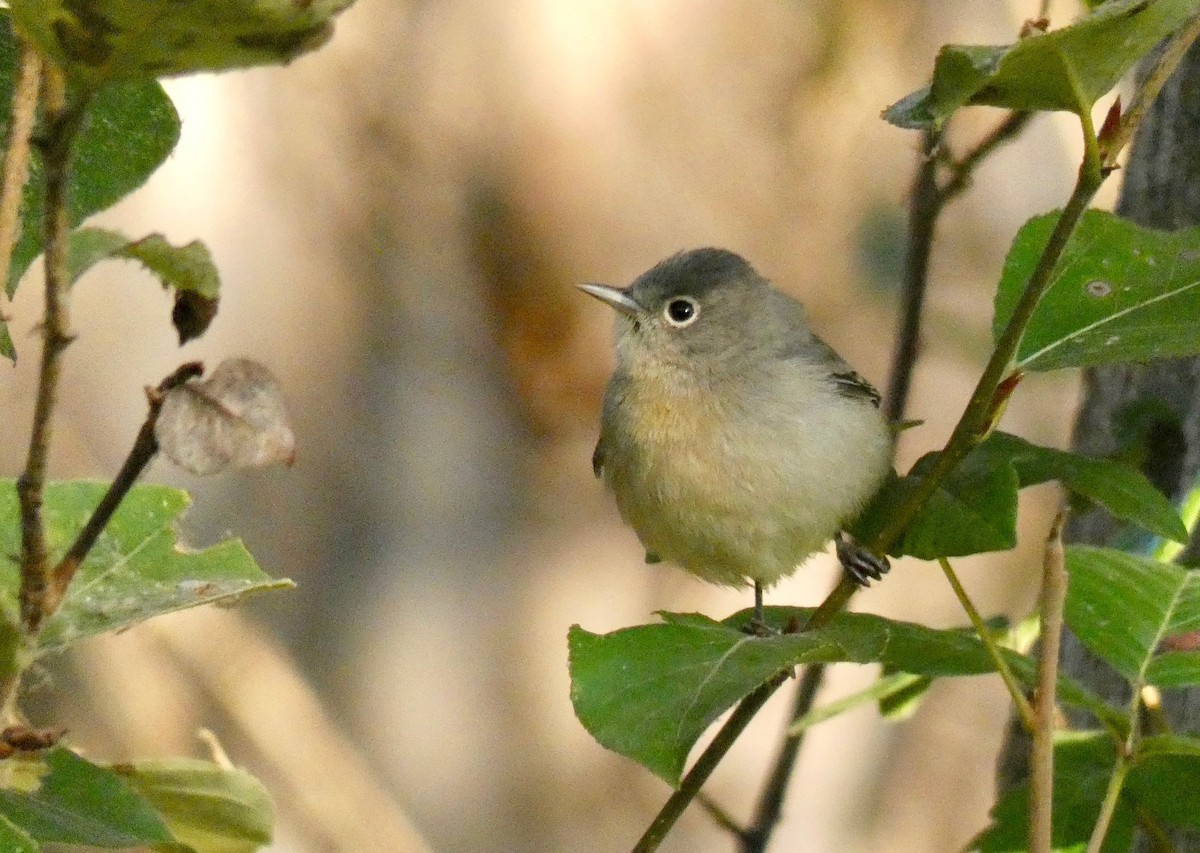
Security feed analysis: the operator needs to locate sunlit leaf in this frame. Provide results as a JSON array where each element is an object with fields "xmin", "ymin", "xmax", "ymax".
[
  {"xmin": 117, "ymin": 758, "xmax": 274, "ymax": 853},
  {"xmin": 12, "ymin": 0, "xmax": 356, "ymax": 85},
  {"xmin": 0, "ymin": 479, "xmax": 294, "ymax": 652},
  {"xmin": 884, "ymin": 0, "xmax": 1199, "ymax": 127},
  {"xmin": 996, "ymin": 210, "xmax": 1200, "ymax": 371}
]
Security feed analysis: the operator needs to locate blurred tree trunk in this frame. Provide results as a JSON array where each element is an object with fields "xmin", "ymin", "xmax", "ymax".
[{"xmin": 1000, "ymin": 39, "xmax": 1200, "ymax": 851}]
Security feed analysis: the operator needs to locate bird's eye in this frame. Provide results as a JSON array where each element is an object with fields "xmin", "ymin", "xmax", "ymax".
[{"xmin": 664, "ymin": 297, "xmax": 699, "ymax": 327}]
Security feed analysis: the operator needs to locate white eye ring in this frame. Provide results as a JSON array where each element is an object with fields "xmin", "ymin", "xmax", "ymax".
[{"xmin": 663, "ymin": 297, "xmax": 699, "ymax": 328}]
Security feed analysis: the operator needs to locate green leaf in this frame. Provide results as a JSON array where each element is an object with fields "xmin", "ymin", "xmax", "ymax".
[
  {"xmin": 884, "ymin": 0, "xmax": 1200, "ymax": 127},
  {"xmin": 1064, "ymin": 546, "xmax": 1200, "ymax": 686},
  {"xmin": 569, "ymin": 607, "xmax": 1110, "ymax": 785},
  {"xmin": 989, "ymin": 431, "xmax": 1187, "ymax": 543},
  {"xmin": 1125, "ymin": 743, "xmax": 1200, "ymax": 831},
  {"xmin": 11, "ymin": 0, "xmax": 356, "ymax": 85},
  {"xmin": 67, "ymin": 228, "xmax": 221, "ymax": 343},
  {"xmin": 0, "ymin": 479, "xmax": 294, "ymax": 653},
  {"xmin": 1136, "ymin": 732, "xmax": 1200, "ymax": 760},
  {"xmin": 996, "ymin": 209, "xmax": 1200, "ymax": 371},
  {"xmin": 0, "ymin": 11, "xmax": 180, "ymax": 358},
  {"xmin": 0, "ymin": 748, "xmax": 179, "ymax": 848},
  {"xmin": 116, "ymin": 758, "xmax": 274, "ymax": 853},
  {"xmin": 0, "ymin": 813, "xmax": 39, "ymax": 853},
  {"xmin": 791, "ymin": 671, "xmax": 930, "ymax": 734},
  {"xmin": 6, "ymin": 77, "xmax": 181, "ymax": 303},
  {"xmin": 850, "ymin": 446, "xmax": 1019, "ymax": 559},
  {"xmin": 70, "ymin": 227, "xmax": 220, "ymax": 304},
  {"xmin": 851, "ymin": 430, "xmax": 1183, "ymax": 558},
  {"xmin": 969, "ymin": 731, "xmax": 1133, "ymax": 852}
]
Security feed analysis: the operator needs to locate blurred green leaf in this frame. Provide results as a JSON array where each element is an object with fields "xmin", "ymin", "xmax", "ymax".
[
  {"xmin": 995, "ymin": 210, "xmax": 1200, "ymax": 371},
  {"xmin": 569, "ymin": 607, "xmax": 1111, "ymax": 785},
  {"xmin": 851, "ymin": 431, "xmax": 1183, "ymax": 558},
  {"xmin": 0, "ymin": 479, "xmax": 294, "ymax": 653},
  {"xmin": 6, "ymin": 78, "xmax": 181, "ymax": 305},
  {"xmin": 0, "ymin": 748, "xmax": 180, "ymax": 848},
  {"xmin": 1065, "ymin": 546, "xmax": 1200, "ymax": 686},
  {"xmin": 11, "ymin": 0, "xmax": 355, "ymax": 85},
  {"xmin": 0, "ymin": 814, "xmax": 38, "ymax": 853},
  {"xmin": 969, "ymin": 731, "xmax": 1133, "ymax": 852},
  {"xmin": 1126, "ymin": 741, "xmax": 1200, "ymax": 831},
  {"xmin": 884, "ymin": 0, "xmax": 1199, "ymax": 128},
  {"xmin": 67, "ymin": 228, "xmax": 221, "ymax": 342},
  {"xmin": 116, "ymin": 758, "xmax": 274, "ymax": 853}
]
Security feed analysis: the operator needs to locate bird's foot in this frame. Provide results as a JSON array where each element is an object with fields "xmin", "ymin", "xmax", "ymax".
[
  {"xmin": 741, "ymin": 616, "xmax": 776, "ymax": 637},
  {"xmin": 741, "ymin": 581, "xmax": 777, "ymax": 636},
  {"xmin": 836, "ymin": 534, "xmax": 889, "ymax": 586}
]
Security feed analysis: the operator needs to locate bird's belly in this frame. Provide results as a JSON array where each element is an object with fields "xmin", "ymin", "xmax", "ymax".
[{"xmin": 603, "ymin": 389, "xmax": 887, "ymax": 587}]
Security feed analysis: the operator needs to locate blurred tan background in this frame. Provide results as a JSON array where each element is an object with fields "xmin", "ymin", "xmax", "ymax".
[{"xmin": 0, "ymin": 0, "xmax": 1117, "ymax": 850}]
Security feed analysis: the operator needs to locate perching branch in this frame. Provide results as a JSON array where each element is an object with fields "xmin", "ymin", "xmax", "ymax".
[
  {"xmin": 45, "ymin": 362, "xmax": 204, "ymax": 616},
  {"xmin": 631, "ymin": 674, "xmax": 788, "ymax": 853}
]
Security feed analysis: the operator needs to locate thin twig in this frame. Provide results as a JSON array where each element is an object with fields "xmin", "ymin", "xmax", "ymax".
[
  {"xmin": 45, "ymin": 363, "xmax": 204, "ymax": 615},
  {"xmin": 939, "ymin": 557, "xmax": 1035, "ymax": 732},
  {"xmin": 937, "ymin": 112, "xmax": 1032, "ymax": 204},
  {"xmin": 0, "ymin": 39, "xmax": 43, "ymax": 291},
  {"xmin": 631, "ymin": 674, "xmax": 787, "ymax": 853},
  {"xmin": 696, "ymin": 794, "xmax": 745, "ymax": 840},
  {"xmin": 1030, "ymin": 513, "xmax": 1068, "ymax": 853},
  {"xmin": 884, "ymin": 127, "xmax": 941, "ymax": 424},
  {"xmin": 1087, "ymin": 756, "xmax": 1131, "ymax": 853},
  {"xmin": 17, "ymin": 65, "xmax": 75, "ymax": 636},
  {"xmin": 739, "ymin": 664, "xmax": 824, "ymax": 853}
]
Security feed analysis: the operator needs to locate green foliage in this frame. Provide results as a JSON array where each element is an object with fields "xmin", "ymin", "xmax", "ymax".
[
  {"xmin": 0, "ymin": 479, "xmax": 293, "ymax": 657},
  {"xmin": 569, "ymin": 607, "xmax": 1110, "ymax": 786},
  {"xmin": 117, "ymin": 759, "xmax": 275, "ymax": 853},
  {"xmin": 884, "ymin": 0, "xmax": 1198, "ymax": 128},
  {"xmin": 851, "ymin": 431, "xmax": 1185, "ymax": 559},
  {"xmin": 996, "ymin": 209, "xmax": 1200, "ymax": 370},
  {"xmin": 1065, "ymin": 546, "xmax": 1200, "ymax": 687},
  {"xmin": 67, "ymin": 228, "xmax": 218, "ymax": 297},
  {"xmin": 0, "ymin": 748, "xmax": 179, "ymax": 849},
  {"xmin": 0, "ymin": 10, "xmax": 182, "ymax": 359},
  {"xmin": 11, "ymin": 0, "xmax": 356, "ymax": 85},
  {"xmin": 971, "ymin": 732, "xmax": 1134, "ymax": 853},
  {"xmin": 972, "ymin": 731, "xmax": 1200, "ymax": 850}
]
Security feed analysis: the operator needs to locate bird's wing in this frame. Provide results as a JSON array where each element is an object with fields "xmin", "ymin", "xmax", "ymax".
[{"xmin": 806, "ymin": 336, "xmax": 882, "ymax": 408}]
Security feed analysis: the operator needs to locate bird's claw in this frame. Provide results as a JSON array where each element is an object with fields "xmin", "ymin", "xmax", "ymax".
[{"xmin": 836, "ymin": 535, "xmax": 890, "ymax": 586}]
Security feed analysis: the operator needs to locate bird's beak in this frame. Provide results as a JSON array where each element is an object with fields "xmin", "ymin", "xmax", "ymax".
[{"xmin": 578, "ymin": 283, "xmax": 641, "ymax": 318}]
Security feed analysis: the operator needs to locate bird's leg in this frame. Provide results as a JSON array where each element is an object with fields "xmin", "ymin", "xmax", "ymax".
[
  {"xmin": 742, "ymin": 581, "xmax": 772, "ymax": 636},
  {"xmin": 836, "ymin": 533, "xmax": 890, "ymax": 586}
]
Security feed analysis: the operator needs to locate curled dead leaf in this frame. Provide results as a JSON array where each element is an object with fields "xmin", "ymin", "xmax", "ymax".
[{"xmin": 155, "ymin": 358, "xmax": 296, "ymax": 475}]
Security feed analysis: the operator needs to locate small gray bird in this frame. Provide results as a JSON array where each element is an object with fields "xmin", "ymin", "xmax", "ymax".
[{"xmin": 581, "ymin": 248, "xmax": 893, "ymax": 627}]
